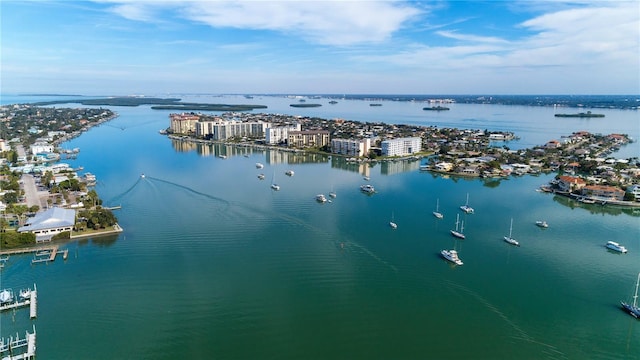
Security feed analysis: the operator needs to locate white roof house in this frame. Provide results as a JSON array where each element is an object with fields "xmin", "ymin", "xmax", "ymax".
[{"xmin": 18, "ymin": 207, "xmax": 76, "ymax": 242}]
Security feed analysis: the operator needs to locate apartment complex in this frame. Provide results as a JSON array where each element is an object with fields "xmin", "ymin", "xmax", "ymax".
[
  {"xmin": 288, "ymin": 130, "xmax": 330, "ymax": 148},
  {"xmin": 266, "ymin": 124, "xmax": 301, "ymax": 145},
  {"xmin": 381, "ymin": 137, "xmax": 422, "ymax": 156},
  {"xmin": 330, "ymin": 138, "xmax": 371, "ymax": 157},
  {"xmin": 196, "ymin": 120, "xmax": 270, "ymax": 140}
]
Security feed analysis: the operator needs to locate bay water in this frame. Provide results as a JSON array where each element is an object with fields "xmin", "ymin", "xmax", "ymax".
[{"xmin": 1, "ymin": 95, "xmax": 639, "ymax": 359}]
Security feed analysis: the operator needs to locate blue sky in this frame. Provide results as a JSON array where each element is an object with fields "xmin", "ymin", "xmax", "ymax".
[{"xmin": 1, "ymin": 1, "xmax": 638, "ymax": 95}]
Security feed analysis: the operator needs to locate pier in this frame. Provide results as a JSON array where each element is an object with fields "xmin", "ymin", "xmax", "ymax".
[
  {"xmin": 0, "ymin": 284, "xmax": 38, "ymax": 319},
  {"xmin": 0, "ymin": 325, "xmax": 36, "ymax": 360}
]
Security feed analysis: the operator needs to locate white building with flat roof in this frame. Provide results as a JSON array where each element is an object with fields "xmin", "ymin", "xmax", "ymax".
[
  {"xmin": 381, "ymin": 137, "xmax": 421, "ymax": 156},
  {"xmin": 331, "ymin": 138, "xmax": 371, "ymax": 157},
  {"xmin": 265, "ymin": 124, "xmax": 301, "ymax": 144}
]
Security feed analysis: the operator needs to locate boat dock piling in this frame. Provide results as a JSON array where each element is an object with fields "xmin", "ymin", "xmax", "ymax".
[{"xmin": 0, "ymin": 325, "xmax": 36, "ymax": 360}]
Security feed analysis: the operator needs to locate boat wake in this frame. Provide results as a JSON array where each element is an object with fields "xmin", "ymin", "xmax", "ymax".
[
  {"xmin": 132, "ymin": 176, "xmax": 398, "ymax": 274},
  {"xmin": 444, "ymin": 280, "xmax": 567, "ymax": 359}
]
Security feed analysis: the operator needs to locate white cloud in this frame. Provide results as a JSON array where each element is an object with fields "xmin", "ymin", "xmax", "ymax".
[
  {"xmin": 99, "ymin": 1, "xmax": 422, "ymax": 46},
  {"xmin": 435, "ymin": 30, "xmax": 510, "ymax": 44}
]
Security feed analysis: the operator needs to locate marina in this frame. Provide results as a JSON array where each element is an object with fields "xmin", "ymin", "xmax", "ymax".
[
  {"xmin": 0, "ymin": 284, "xmax": 37, "ymax": 319},
  {"xmin": 0, "ymin": 95, "xmax": 638, "ymax": 359},
  {"xmin": 0, "ymin": 326, "xmax": 36, "ymax": 360}
]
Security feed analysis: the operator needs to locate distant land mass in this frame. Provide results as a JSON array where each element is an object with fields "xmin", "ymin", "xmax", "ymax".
[
  {"xmin": 18, "ymin": 94, "xmax": 640, "ymax": 110},
  {"xmin": 270, "ymin": 94, "xmax": 638, "ymax": 110},
  {"xmin": 31, "ymin": 97, "xmax": 268, "ymax": 111},
  {"xmin": 290, "ymin": 103, "xmax": 322, "ymax": 108},
  {"xmin": 554, "ymin": 111, "xmax": 605, "ymax": 118}
]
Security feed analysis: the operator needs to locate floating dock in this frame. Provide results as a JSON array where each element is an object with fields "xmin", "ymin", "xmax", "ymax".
[{"xmin": 0, "ymin": 325, "xmax": 36, "ymax": 360}]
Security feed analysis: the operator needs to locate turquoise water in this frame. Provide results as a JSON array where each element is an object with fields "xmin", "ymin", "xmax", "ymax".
[{"xmin": 1, "ymin": 96, "xmax": 639, "ymax": 359}]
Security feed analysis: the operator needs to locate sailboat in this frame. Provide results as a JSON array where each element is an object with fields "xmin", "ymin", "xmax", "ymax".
[
  {"xmin": 503, "ymin": 218, "xmax": 520, "ymax": 246},
  {"xmin": 450, "ymin": 214, "xmax": 465, "ymax": 239},
  {"xmin": 433, "ymin": 198, "xmax": 443, "ymax": 219},
  {"xmin": 460, "ymin": 193, "xmax": 474, "ymax": 214},
  {"xmin": 389, "ymin": 212, "xmax": 398, "ymax": 229},
  {"xmin": 329, "ymin": 184, "xmax": 337, "ymax": 198},
  {"xmin": 621, "ymin": 272, "xmax": 640, "ymax": 319},
  {"xmin": 270, "ymin": 171, "xmax": 280, "ymax": 191}
]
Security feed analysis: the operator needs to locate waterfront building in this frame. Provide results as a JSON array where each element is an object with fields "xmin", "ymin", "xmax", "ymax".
[
  {"xmin": 170, "ymin": 113, "xmax": 200, "ymax": 135},
  {"xmin": 581, "ymin": 185, "xmax": 625, "ymax": 201},
  {"xmin": 381, "ymin": 137, "xmax": 421, "ymax": 156},
  {"xmin": 557, "ymin": 175, "xmax": 587, "ymax": 192},
  {"xmin": 196, "ymin": 119, "xmax": 270, "ymax": 141},
  {"xmin": 288, "ymin": 130, "xmax": 330, "ymax": 148},
  {"xmin": 18, "ymin": 207, "xmax": 76, "ymax": 242},
  {"xmin": 331, "ymin": 138, "xmax": 371, "ymax": 157},
  {"xmin": 626, "ymin": 185, "xmax": 640, "ymax": 201},
  {"xmin": 265, "ymin": 124, "xmax": 301, "ymax": 145},
  {"xmin": 29, "ymin": 141, "xmax": 54, "ymax": 155}
]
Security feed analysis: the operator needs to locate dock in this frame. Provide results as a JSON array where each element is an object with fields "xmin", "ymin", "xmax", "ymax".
[
  {"xmin": 0, "ymin": 284, "xmax": 37, "ymax": 319},
  {"xmin": 0, "ymin": 325, "xmax": 36, "ymax": 360},
  {"xmin": 30, "ymin": 246, "xmax": 67, "ymax": 264}
]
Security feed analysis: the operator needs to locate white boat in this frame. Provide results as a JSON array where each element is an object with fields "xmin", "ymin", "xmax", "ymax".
[
  {"xmin": 140, "ymin": 173, "xmax": 145, "ymax": 178},
  {"xmin": 257, "ymin": 174, "xmax": 265, "ymax": 180},
  {"xmin": 218, "ymin": 154, "xmax": 227, "ymax": 159},
  {"xmin": 360, "ymin": 184, "xmax": 375, "ymax": 194},
  {"xmin": 535, "ymin": 220, "xmax": 548, "ymax": 228},
  {"xmin": 0, "ymin": 289, "xmax": 14, "ymax": 304},
  {"xmin": 255, "ymin": 163, "xmax": 264, "ymax": 169},
  {"xmin": 285, "ymin": 170, "xmax": 294, "ymax": 176},
  {"xmin": 19, "ymin": 288, "xmax": 31, "ymax": 301},
  {"xmin": 460, "ymin": 193, "xmax": 474, "ymax": 214},
  {"xmin": 621, "ymin": 272, "xmax": 640, "ymax": 318},
  {"xmin": 450, "ymin": 214, "xmax": 465, "ymax": 239},
  {"xmin": 389, "ymin": 212, "xmax": 397, "ymax": 229},
  {"xmin": 271, "ymin": 172, "xmax": 280, "ymax": 191},
  {"xmin": 363, "ymin": 176, "xmax": 370, "ymax": 181},
  {"xmin": 316, "ymin": 194, "xmax": 327, "ymax": 203},
  {"xmin": 441, "ymin": 249, "xmax": 463, "ymax": 265},
  {"xmin": 503, "ymin": 218, "xmax": 520, "ymax": 246},
  {"xmin": 606, "ymin": 241, "xmax": 628, "ymax": 253},
  {"xmin": 433, "ymin": 198, "xmax": 443, "ymax": 219},
  {"xmin": 329, "ymin": 191, "xmax": 337, "ymax": 198}
]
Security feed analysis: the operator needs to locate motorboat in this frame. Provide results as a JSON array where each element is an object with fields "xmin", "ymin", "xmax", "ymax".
[
  {"xmin": 257, "ymin": 174, "xmax": 265, "ymax": 180},
  {"xmin": 255, "ymin": 163, "xmax": 264, "ymax": 169},
  {"xmin": 271, "ymin": 183, "xmax": 280, "ymax": 191},
  {"xmin": 316, "ymin": 194, "xmax": 327, "ymax": 203},
  {"xmin": 621, "ymin": 272, "xmax": 640, "ymax": 318},
  {"xmin": 535, "ymin": 220, "xmax": 548, "ymax": 228},
  {"xmin": 19, "ymin": 288, "xmax": 31, "ymax": 301},
  {"xmin": 0, "ymin": 289, "xmax": 14, "ymax": 304},
  {"xmin": 441, "ymin": 249, "xmax": 463, "ymax": 265},
  {"xmin": 285, "ymin": 170, "xmax": 295, "ymax": 176},
  {"xmin": 360, "ymin": 184, "xmax": 375, "ymax": 194},
  {"xmin": 606, "ymin": 241, "xmax": 628, "ymax": 253}
]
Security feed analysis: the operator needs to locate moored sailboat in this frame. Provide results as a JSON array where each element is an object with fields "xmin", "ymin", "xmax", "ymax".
[
  {"xmin": 460, "ymin": 193, "xmax": 474, "ymax": 214},
  {"xmin": 450, "ymin": 214, "xmax": 465, "ymax": 239},
  {"xmin": 503, "ymin": 218, "xmax": 519, "ymax": 246},
  {"xmin": 433, "ymin": 198, "xmax": 443, "ymax": 219},
  {"xmin": 621, "ymin": 272, "xmax": 640, "ymax": 319}
]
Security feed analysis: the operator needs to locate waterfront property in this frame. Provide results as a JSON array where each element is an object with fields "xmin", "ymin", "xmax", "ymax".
[
  {"xmin": 381, "ymin": 137, "xmax": 421, "ymax": 157},
  {"xmin": 17, "ymin": 207, "xmax": 76, "ymax": 242}
]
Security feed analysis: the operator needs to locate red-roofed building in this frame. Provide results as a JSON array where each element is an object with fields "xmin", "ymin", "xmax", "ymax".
[
  {"xmin": 558, "ymin": 175, "xmax": 587, "ymax": 192},
  {"xmin": 582, "ymin": 185, "xmax": 625, "ymax": 201}
]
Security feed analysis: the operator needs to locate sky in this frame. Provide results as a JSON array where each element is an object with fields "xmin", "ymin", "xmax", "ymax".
[{"xmin": 1, "ymin": 0, "xmax": 639, "ymax": 95}]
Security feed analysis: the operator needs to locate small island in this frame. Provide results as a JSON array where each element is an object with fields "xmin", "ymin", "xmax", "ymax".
[
  {"xmin": 554, "ymin": 111, "xmax": 604, "ymax": 118},
  {"xmin": 290, "ymin": 103, "xmax": 322, "ymax": 108},
  {"xmin": 423, "ymin": 106, "xmax": 450, "ymax": 111}
]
